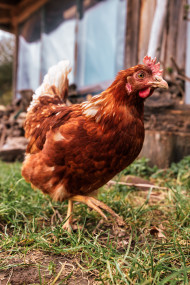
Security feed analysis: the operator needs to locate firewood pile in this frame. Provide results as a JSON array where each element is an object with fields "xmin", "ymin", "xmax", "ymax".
[
  {"xmin": 0, "ymin": 89, "xmax": 33, "ymax": 162},
  {"xmin": 0, "ymin": 105, "xmax": 27, "ymax": 162}
]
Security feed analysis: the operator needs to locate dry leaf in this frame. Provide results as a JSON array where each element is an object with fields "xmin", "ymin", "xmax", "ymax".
[{"xmin": 149, "ymin": 226, "xmax": 166, "ymax": 239}]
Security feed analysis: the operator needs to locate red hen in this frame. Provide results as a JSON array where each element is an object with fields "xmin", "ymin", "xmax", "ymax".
[{"xmin": 22, "ymin": 56, "xmax": 168, "ymax": 231}]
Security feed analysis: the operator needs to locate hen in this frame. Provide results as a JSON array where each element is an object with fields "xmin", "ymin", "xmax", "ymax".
[{"xmin": 22, "ymin": 56, "xmax": 168, "ymax": 231}]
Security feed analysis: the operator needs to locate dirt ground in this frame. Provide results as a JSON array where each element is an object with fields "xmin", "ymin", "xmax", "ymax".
[{"xmin": 0, "ymin": 250, "xmax": 94, "ymax": 285}]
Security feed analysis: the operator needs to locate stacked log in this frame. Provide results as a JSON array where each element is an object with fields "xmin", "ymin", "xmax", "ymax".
[
  {"xmin": 0, "ymin": 103, "xmax": 28, "ymax": 162},
  {"xmin": 0, "ymin": 89, "xmax": 33, "ymax": 162}
]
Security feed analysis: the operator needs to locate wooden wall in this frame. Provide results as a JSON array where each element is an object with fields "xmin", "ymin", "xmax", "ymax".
[{"xmin": 125, "ymin": 0, "xmax": 187, "ymax": 74}]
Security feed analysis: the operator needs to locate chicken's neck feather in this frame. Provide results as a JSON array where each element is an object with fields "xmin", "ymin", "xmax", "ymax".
[{"xmin": 81, "ymin": 87, "xmax": 144, "ymax": 128}]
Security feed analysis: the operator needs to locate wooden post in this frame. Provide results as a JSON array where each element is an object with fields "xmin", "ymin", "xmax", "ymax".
[
  {"xmin": 124, "ymin": 0, "xmax": 140, "ymax": 68},
  {"xmin": 176, "ymin": 0, "xmax": 187, "ymax": 69},
  {"xmin": 12, "ymin": 23, "xmax": 19, "ymax": 101},
  {"xmin": 147, "ymin": 0, "xmax": 168, "ymax": 59},
  {"xmin": 165, "ymin": 0, "xmax": 181, "ymax": 70},
  {"xmin": 138, "ymin": 0, "xmax": 156, "ymax": 63},
  {"xmin": 185, "ymin": 0, "xmax": 190, "ymax": 104}
]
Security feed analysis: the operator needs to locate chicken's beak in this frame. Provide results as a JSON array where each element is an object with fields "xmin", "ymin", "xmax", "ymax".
[{"xmin": 149, "ymin": 76, "xmax": 168, "ymax": 89}]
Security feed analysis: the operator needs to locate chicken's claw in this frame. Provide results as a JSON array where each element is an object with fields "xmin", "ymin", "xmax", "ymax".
[
  {"xmin": 62, "ymin": 200, "xmax": 73, "ymax": 233},
  {"xmin": 51, "ymin": 209, "xmax": 63, "ymax": 227},
  {"xmin": 71, "ymin": 195, "xmax": 125, "ymax": 226},
  {"xmin": 62, "ymin": 218, "xmax": 72, "ymax": 233}
]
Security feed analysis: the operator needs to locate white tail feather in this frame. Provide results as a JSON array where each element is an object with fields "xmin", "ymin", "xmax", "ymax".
[
  {"xmin": 43, "ymin": 60, "xmax": 71, "ymax": 94},
  {"xmin": 28, "ymin": 60, "xmax": 72, "ymax": 111}
]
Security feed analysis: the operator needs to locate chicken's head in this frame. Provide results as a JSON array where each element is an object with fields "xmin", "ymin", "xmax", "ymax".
[{"xmin": 121, "ymin": 56, "xmax": 168, "ymax": 100}]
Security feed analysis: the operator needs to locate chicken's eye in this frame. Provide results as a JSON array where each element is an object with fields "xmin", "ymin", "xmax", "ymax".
[{"xmin": 136, "ymin": 72, "xmax": 145, "ymax": 79}]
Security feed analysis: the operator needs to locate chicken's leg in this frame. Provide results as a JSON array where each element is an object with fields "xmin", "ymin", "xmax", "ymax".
[
  {"xmin": 62, "ymin": 199, "xmax": 73, "ymax": 233},
  {"xmin": 70, "ymin": 195, "xmax": 125, "ymax": 226}
]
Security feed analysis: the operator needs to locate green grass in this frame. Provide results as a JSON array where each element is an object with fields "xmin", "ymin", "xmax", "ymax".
[{"xmin": 0, "ymin": 157, "xmax": 190, "ymax": 284}]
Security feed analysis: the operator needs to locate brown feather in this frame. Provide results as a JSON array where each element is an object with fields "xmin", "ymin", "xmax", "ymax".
[{"xmin": 22, "ymin": 62, "xmax": 165, "ymax": 202}]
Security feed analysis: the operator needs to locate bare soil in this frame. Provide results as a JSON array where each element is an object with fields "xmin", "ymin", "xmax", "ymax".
[{"xmin": 0, "ymin": 250, "xmax": 94, "ymax": 285}]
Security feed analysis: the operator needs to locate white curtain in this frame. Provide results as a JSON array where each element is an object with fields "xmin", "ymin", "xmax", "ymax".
[
  {"xmin": 17, "ymin": 0, "xmax": 127, "ymax": 95},
  {"xmin": 41, "ymin": 19, "xmax": 76, "ymax": 84},
  {"xmin": 77, "ymin": 0, "xmax": 127, "ymax": 88},
  {"xmin": 17, "ymin": 36, "xmax": 41, "ymax": 94}
]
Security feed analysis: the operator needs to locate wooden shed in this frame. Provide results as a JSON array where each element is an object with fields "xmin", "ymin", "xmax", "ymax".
[
  {"xmin": 0, "ymin": 0, "xmax": 190, "ymax": 167},
  {"xmin": 0, "ymin": 0, "xmax": 189, "ymax": 98}
]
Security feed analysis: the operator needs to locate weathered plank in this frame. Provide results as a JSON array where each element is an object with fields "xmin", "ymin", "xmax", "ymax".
[
  {"xmin": 185, "ymin": 0, "xmax": 190, "ymax": 104},
  {"xmin": 140, "ymin": 130, "xmax": 190, "ymax": 168},
  {"xmin": 138, "ymin": 0, "xmax": 156, "ymax": 62},
  {"xmin": 165, "ymin": 0, "xmax": 182, "ymax": 70},
  {"xmin": 176, "ymin": 0, "xmax": 187, "ymax": 70},
  {"xmin": 124, "ymin": 0, "xmax": 141, "ymax": 67}
]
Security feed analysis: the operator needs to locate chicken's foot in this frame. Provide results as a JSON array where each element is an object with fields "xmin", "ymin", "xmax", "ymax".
[
  {"xmin": 51, "ymin": 209, "xmax": 63, "ymax": 228},
  {"xmin": 70, "ymin": 195, "xmax": 125, "ymax": 226},
  {"xmin": 62, "ymin": 200, "xmax": 73, "ymax": 233}
]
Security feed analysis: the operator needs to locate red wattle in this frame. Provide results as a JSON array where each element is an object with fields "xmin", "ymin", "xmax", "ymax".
[{"xmin": 139, "ymin": 87, "xmax": 151, "ymax": 98}]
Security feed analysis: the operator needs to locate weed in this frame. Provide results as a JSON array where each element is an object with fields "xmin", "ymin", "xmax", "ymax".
[{"xmin": 0, "ymin": 157, "xmax": 189, "ymax": 284}]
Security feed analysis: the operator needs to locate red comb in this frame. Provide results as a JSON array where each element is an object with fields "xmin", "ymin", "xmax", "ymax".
[{"xmin": 143, "ymin": 56, "xmax": 163, "ymax": 76}]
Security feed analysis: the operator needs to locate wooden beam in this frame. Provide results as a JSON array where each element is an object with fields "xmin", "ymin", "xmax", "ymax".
[
  {"xmin": 12, "ymin": 0, "xmax": 50, "ymax": 25},
  {"xmin": 0, "ymin": 17, "xmax": 11, "ymax": 24},
  {"xmin": 16, "ymin": 0, "xmax": 45, "ymax": 11},
  {"xmin": 0, "ymin": 3, "xmax": 14, "ymax": 9}
]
